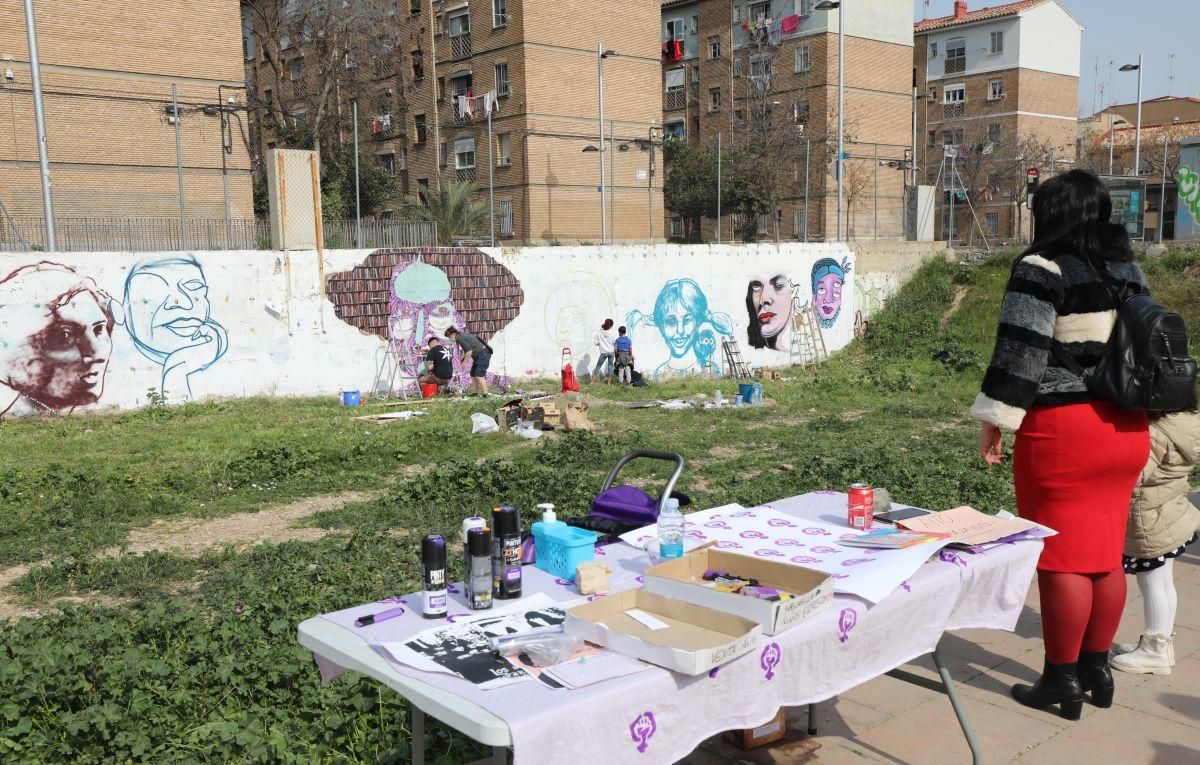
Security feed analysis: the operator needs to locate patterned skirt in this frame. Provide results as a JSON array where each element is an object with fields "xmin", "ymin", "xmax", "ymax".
[{"xmin": 1124, "ymin": 531, "xmax": 1199, "ymax": 574}]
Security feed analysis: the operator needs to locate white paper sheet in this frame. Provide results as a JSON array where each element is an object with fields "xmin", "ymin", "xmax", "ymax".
[
  {"xmin": 619, "ymin": 497, "xmax": 954, "ymax": 603},
  {"xmin": 541, "ymin": 651, "xmax": 653, "ymax": 689}
]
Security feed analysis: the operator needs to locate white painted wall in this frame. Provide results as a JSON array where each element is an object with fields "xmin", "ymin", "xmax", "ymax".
[
  {"xmin": 809, "ymin": 0, "xmax": 913, "ymax": 48},
  {"xmin": 924, "ymin": 17, "xmax": 1020, "ymax": 82},
  {"xmin": 1015, "ymin": 1, "xmax": 1082, "ymax": 79},
  {"xmin": 0, "ymin": 244, "xmax": 871, "ymax": 417},
  {"xmin": 923, "ymin": 1, "xmax": 1081, "ymax": 82}
]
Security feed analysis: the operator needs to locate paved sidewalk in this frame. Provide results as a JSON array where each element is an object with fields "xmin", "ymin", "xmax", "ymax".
[{"xmin": 683, "ymin": 545, "xmax": 1200, "ymax": 765}]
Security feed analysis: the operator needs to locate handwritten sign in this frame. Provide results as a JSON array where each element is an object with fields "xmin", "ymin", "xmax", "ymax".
[{"xmin": 899, "ymin": 505, "xmax": 1036, "ymax": 547}]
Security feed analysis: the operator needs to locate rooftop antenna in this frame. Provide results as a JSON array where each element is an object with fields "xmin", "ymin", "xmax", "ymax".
[{"xmin": 1167, "ymin": 53, "xmax": 1175, "ymax": 97}]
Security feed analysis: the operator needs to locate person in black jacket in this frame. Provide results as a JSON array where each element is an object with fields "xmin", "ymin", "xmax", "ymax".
[{"xmin": 972, "ymin": 170, "xmax": 1151, "ymax": 719}]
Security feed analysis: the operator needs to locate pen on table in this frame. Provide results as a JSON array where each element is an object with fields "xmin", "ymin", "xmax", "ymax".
[{"xmin": 354, "ymin": 606, "xmax": 406, "ymax": 628}]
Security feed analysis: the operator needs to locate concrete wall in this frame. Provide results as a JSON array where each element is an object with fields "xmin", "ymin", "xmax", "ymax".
[{"xmin": 0, "ymin": 242, "xmax": 945, "ymax": 417}]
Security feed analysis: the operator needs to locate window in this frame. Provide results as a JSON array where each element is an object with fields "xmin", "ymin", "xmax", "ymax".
[
  {"xmin": 987, "ymin": 122, "xmax": 1002, "ymax": 143},
  {"xmin": 451, "ymin": 73, "xmax": 472, "ymax": 97},
  {"xmin": 410, "ymin": 0, "xmax": 420, "ymax": 13},
  {"xmin": 440, "ymin": 141, "xmax": 448, "ymax": 167},
  {"xmin": 664, "ymin": 120, "xmax": 685, "ymax": 140},
  {"xmin": 733, "ymin": 58, "xmax": 743, "ymax": 77},
  {"xmin": 264, "ymin": 88, "xmax": 273, "ymax": 104},
  {"xmin": 495, "ymin": 62, "xmax": 510, "ymax": 97},
  {"xmin": 794, "ymin": 44, "xmax": 811, "ymax": 73},
  {"xmin": 691, "ymin": 15, "xmax": 699, "ymax": 34},
  {"xmin": 498, "ymin": 200, "xmax": 513, "ymax": 235},
  {"xmin": 497, "ymin": 132, "xmax": 511, "ymax": 165},
  {"xmin": 930, "ymin": 42, "xmax": 937, "ymax": 58},
  {"xmin": 750, "ymin": 54, "xmax": 771, "ymax": 78},
  {"xmin": 448, "ymin": 11, "xmax": 470, "ymax": 36},
  {"xmin": 380, "ymin": 153, "xmax": 397, "ymax": 177},
  {"xmin": 669, "ymin": 216, "xmax": 685, "ymax": 237},
  {"xmin": 414, "ymin": 114, "xmax": 427, "ymax": 144},
  {"xmin": 988, "ymin": 78, "xmax": 1005, "ymax": 100},
  {"xmin": 493, "ymin": 0, "xmax": 507, "ymax": 28},
  {"xmin": 941, "ymin": 128, "xmax": 964, "ymax": 146},
  {"xmin": 927, "ymin": 130, "xmax": 936, "ymax": 147},
  {"xmin": 986, "ymin": 212, "xmax": 999, "ymax": 235},
  {"xmin": 691, "ymin": 64, "xmax": 700, "ymax": 83},
  {"xmin": 400, "ymin": 147, "xmax": 408, "ymax": 171},
  {"xmin": 708, "ymin": 36, "xmax": 721, "ymax": 59},
  {"xmin": 437, "ymin": 76, "xmax": 446, "ymax": 101},
  {"xmin": 454, "ymin": 138, "xmax": 475, "ymax": 170},
  {"xmin": 708, "ymin": 87, "xmax": 722, "ymax": 112},
  {"xmin": 986, "ymin": 171, "xmax": 999, "ymax": 192},
  {"xmin": 376, "ymin": 94, "xmax": 392, "ymax": 117},
  {"xmin": 799, "ymin": 0, "xmax": 815, "ymax": 16},
  {"xmin": 792, "ymin": 100, "xmax": 809, "ymax": 124},
  {"xmin": 733, "ymin": 6, "xmax": 743, "ymax": 23},
  {"xmin": 287, "ymin": 57, "xmax": 303, "ymax": 81},
  {"xmin": 417, "ymin": 178, "xmax": 429, "ymax": 200},
  {"xmin": 411, "ymin": 50, "xmax": 424, "ymax": 80},
  {"xmin": 989, "ymin": 31, "xmax": 1004, "ymax": 54},
  {"xmin": 943, "ymin": 84, "xmax": 965, "ymax": 104},
  {"xmin": 242, "ymin": 11, "xmax": 256, "ymax": 60},
  {"xmin": 665, "ymin": 18, "xmax": 683, "ymax": 41},
  {"xmin": 749, "ymin": 2, "xmax": 769, "ymax": 22},
  {"xmin": 945, "ymin": 38, "xmax": 965, "ymax": 74},
  {"xmin": 927, "ymin": 86, "xmax": 936, "ymax": 101}
]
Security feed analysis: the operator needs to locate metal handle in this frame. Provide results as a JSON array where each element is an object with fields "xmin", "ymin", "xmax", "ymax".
[{"xmin": 598, "ymin": 450, "xmax": 686, "ymax": 514}]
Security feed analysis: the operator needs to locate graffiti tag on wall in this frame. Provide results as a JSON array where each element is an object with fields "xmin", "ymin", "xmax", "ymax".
[{"xmin": 1179, "ymin": 166, "xmax": 1200, "ymax": 225}]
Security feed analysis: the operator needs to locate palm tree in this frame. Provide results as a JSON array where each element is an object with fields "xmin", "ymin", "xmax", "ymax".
[{"xmin": 397, "ymin": 181, "xmax": 491, "ymax": 246}]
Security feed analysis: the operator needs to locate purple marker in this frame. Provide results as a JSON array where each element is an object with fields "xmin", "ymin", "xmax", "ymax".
[{"xmin": 354, "ymin": 605, "xmax": 406, "ymax": 628}]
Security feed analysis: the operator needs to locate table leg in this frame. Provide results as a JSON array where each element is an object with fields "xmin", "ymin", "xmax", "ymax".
[
  {"xmin": 807, "ymin": 702, "xmax": 818, "ymax": 735},
  {"xmin": 412, "ymin": 706, "xmax": 426, "ymax": 765},
  {"xmin": 931, "ymin": 650, "xmax": 982, "ymax": 765}
]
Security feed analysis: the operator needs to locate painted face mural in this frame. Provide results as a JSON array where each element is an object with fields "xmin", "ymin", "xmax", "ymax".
[
  {"xmin": 746, "ymin": 273, "xmax": 795, "ymax": 351},
  {"xmin": 0, "ymin": 262, "xmax": 114, "ymax": 417},
  {"xmin": 389, "ymin": 260, "xmax": 464, "ymax": 380},
  {"xmin": 123, "ymin": 256, "xmax": 228, "ymax": 401},
  {"xmin": 542, "ymin": 270, "xmax": 616, "ymax": 358},
  {"xmin": 810, "ymin": 257, "xmax": 851, "ymax": 329},
  {"xmin": 627, "ymin": 278, "xmax": 733, "ymax": 377}
]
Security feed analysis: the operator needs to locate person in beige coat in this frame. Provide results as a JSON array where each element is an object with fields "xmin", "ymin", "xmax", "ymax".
[{"xmin": 1111, "ymin": 395, "xmax": 1200, "ymax": 675}]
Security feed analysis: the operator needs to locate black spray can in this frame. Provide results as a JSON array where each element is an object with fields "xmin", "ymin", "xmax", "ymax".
[
  {"xmin": 420, "ymin": 534, "xmax": 448, "ymax": 619},
  {"xmin": 491, "ymin": 506, "xmax": 522, "ymax": 599},
  {"xmin": 466, "ymin": 526, "xmax": 494, "ymax": 610}
]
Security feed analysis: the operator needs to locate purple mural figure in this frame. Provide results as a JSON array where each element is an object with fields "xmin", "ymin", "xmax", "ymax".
[
  {"xmin": 760, "ymin": 642, "xmax": 782, "ymax": 680},
  {"xmin": 810, "ymin": 546, "xmax": 839, "ymax": 554},
  {"xmin": 714, "ymin": 540, "xmax": 743, "ymax": 550},
  {"xmin": 802, "ymin": 527, "xmax": 832, "ymax": 536},
  {"xmin": 791, "ymin": 555, "xmax": 822, "ymax": 565},
  {"xmin": 754, "ymin": 548, "xmax": 785, "ymax": 558},
  {"xmin": 0, "ymin": 262, "xmax": 115, "ymax": 417},
  {"xmin": 939, "ymin": 550, "xmax": 969, "ymax": 567},
  {"xmin": 773, "ymin": 538, "xmax": 804, "ymax": 547},
  {"xmin": 811, "ymin": 257, "xmax": 851, "ymax": 329},
  {"xmin": 837, "ymin": 608, "xmax": 858, "ymax": 642},
  {"xmin": 767, "ymin": 518, "xmax": 797, "ymax": 528},
  {"xmin": 746, "ymin": 274, "xmax": 796, "ymax": 352},
  {"xmin": 841, "ymin": 558, "xmax": 875, "ymax": 567},
  {"xmin": 626, "ymin": 278, "xmax": 733, "ymax": 378},
  {"xmin": 630, "ymin": 711, "xmax": 657, "ymax": 753},
  {"xmin": 740, "ymin": 530, "xmax": 768, "ymax": 540}
]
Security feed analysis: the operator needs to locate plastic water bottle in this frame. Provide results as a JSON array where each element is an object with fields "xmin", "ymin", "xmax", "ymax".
[{"xmin": 658, "ymin": 497, "xmax": 685, "ymax": 560}]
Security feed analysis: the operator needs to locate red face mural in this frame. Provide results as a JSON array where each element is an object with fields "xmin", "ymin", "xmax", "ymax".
[{"xmin": 0, "ymin": 262, "xmax": 115, "ymax": 416}]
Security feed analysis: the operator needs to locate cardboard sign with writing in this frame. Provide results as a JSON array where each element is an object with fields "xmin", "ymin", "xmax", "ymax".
[{"xmin": 899, "ymin": 505, "xmax": 1037, "ymax": 547}]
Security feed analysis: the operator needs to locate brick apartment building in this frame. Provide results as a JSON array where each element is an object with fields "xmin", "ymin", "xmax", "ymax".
[
  {"xmin": 243, "ymin": 0, "xmax": 663, "ymax": 245},
  {"xmin": 660, "ymin": 0, "xmax": 914, "ymax": 241},
  {"xmin": 0, "ymin": 0, "xmax": 253, "ymax": 222},
  {"xmin": 914, "ymin": 0, "xmax": 1082, "ymax": 243}
]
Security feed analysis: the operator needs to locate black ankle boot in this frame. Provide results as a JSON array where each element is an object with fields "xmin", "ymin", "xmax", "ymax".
[
  {"xmin": 1078, "ymin": 651, "xmax": 1115, "ymax": 708},
  {"xmin": 1011, "ymin": 660, "xmax": 1084, "ymax": 720}
]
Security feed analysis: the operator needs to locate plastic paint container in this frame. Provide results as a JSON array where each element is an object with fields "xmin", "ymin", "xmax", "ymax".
[{"xmin": 341, "ymin": 390, "xmax": 362, "ymax": 407}]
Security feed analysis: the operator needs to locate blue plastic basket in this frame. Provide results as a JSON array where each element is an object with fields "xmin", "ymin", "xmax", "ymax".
[{"xmin": 532, "ymin": 524, "xmax": 598, "ymax": 581}]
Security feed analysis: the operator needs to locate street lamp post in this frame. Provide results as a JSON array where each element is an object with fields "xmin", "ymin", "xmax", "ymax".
[
  {"xmin": 23, "ymin": 0, "xmax": 56, "ymax": 250},
  {"xmin": 1119, "ymin": 56, "xmax": 1143, "ymax": 174},
  {"xmin": 817, "ymin": 1, "xmax": 844, "ymax": 241},
  {"xmin": 596, "ymin": 46, "xmax": 617, "ymax": 244}
]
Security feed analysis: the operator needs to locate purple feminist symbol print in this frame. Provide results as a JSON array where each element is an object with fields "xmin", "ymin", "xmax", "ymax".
[
  {"xmin": 767, "ymin": 518, "xmax": 797, "ymax": 528},
  {"xmin": 685, "ymin": 529, "xmax": 707, "ymax": 540},
  {"xmin": 774, "ymin": 538, "xmax": 804, "ymax": 547},
  {"xmin": 802, "ymin": 527, "xmax": 832, "ymax": 536},
  {"xmin": 939, "ymin": 550, "xmax": 969, "ymax": 567},
  {"xmin": 704, "ymin": 520, "xmax": 731, "ymax": 530},
  {"xmin": 810, "ymin": 545, "xmax": 839, "ymax": 554},
  {"xmin": 791, "ymin": 555, "xmax": 822, "ymax": 565},
  {"xmin": 841, "ymin": 558, "xmax": 875, "ymax": 567},
  {"xmin": 740, "ymin": 530, "xmax": 767, "ymax": 540},
  {"xmin": 838, "ymin": 608, "xmax": 858, "ymax": 642},
  {"xmin": 731, "ymin": 510, "xmax": 756, "ymax": 518},
  {"xmin": 754, "ymin": 548, "xmax": 785, "ymax": 558},
  {"xmin": 760, "ymin": 642, "xmax": 782, "ymax": 680},
  {"xmin": 630, "ymin": 711, "xmax": 657, "ymax": 753},
  {"xmin": 714, "ymin": 540, "xmax": 743, "ymax": 550}
]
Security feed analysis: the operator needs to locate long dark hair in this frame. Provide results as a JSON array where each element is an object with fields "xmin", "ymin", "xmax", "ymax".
[
  {"xmin": 745, "ymin": 282, "xmax": 774, "ymax": 350},
  {"xmin": 1024, "ymin": 170, "xmax": 1133, "ymax": 263}
]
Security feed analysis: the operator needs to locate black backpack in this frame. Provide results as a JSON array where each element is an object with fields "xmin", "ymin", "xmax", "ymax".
[{"xmin": 1054, "ymin": 266, "xmax": 1196, "ymax": 413}]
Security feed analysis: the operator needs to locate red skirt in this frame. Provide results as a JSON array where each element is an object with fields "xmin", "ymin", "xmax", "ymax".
[{"xmin": 1014, "ymin": 401, "xmax": 1149, "ymax": 573}]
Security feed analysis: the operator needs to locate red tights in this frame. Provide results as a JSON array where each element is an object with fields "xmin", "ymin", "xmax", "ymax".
[{"xmin": 1037, "ymin": 568, "xmax": 1127, "ymax": 664}]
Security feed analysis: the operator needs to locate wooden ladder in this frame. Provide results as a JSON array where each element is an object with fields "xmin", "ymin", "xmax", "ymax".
[
  {"xmin": 790, "ymin": 301, "xmax": 829, "ymax": 368},
  {"xmin": 722, "ymin": 338, "xmax": 753, "ymax": 379}
]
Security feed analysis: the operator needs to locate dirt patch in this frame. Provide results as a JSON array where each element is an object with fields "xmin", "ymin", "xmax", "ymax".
[
  {"xmin": 940, "ymin": 285, "xmax": 970, "ymax": 327},
  {"xmin": 707, "ymin": 446, "xmax": 740, "ymax": 460},
  {"xmin": 0, "ymin": 565, "xmax": 41, "ymax": 621},
  {"xmin": 102, "ymin": 490, "xmax": 384, "ymax": 558}
]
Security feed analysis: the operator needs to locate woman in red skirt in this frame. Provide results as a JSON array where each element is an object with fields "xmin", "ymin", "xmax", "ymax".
[{"xmin": 971, "ymin": 170, "xmax": 1150, "ymax": 720}]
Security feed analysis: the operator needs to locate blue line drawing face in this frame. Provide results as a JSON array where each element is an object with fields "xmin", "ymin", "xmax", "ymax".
[
  {"xmin": 627, "ymin": 278, "xmax": 733, "ymax": 377},
  {"xmin": 810, "ymin": 257, "xmax": 851, "ymax": 330},
  {"xmin": 123, "ymin": 256, "xmax": 228, "ymax": 401}
]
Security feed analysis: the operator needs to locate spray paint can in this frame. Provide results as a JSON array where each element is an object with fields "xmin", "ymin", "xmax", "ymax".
[
  {"xmin": 420, "ymin": 534, "xmax": 448, "ymax": 618},
  {"xmin": 466, "ymin": 526, "xmax": 494, "ymax": 610},
  {"xmin": 491, "ymin": 506, "xmax": 523, "ymax": 599},
  {"xmin": 462, "ymin": 516, "xmax": 486, "ymax": 582}
]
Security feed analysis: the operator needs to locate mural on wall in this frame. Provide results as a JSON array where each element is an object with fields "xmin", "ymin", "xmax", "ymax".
[
  {"xmin": 811, "ymin": 257, "xmax": 850, "ymax": 329},
  {"xmin": 121, "ymin": 256, "xmax": 228, "ymax": 402},
  {"xmin": 746, "ymin": 273, "xmax": 797, "ymax": 352},
  {"xmin": 543, "ymin": 270, "xmax": 616, "ymax": 368},
  {"xmin": 1179, "ymin": 165, "xmax": 1200, "ymax": 225},
  {"xmin": 626, "ymin": 278, "xmax": 734, "ymax": 377},
  {"xmin": 0, "ymin": 261, "xmax": 115, "ymax": 417},
  {"xmin": 326, "ymin": 248, "xmax": 524, "ymax": 390}
]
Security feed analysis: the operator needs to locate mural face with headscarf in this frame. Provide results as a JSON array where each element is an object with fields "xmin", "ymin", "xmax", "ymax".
[
  {"xmin": 389, "ymin": 261, "xmax": 464, "ymax": 375},
  {"xmin": 810, "ymin": 257, "xmax": 851, "ymax": 330}
]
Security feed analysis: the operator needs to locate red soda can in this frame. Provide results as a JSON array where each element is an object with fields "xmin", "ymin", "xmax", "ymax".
[{"xmin": 848, "ymin": 484, "xmax": 874, "ymax": 530}]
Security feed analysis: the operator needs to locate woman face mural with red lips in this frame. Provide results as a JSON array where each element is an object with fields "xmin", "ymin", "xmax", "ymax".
[
  {"xmin": 746, "ymin": 273, "xmax": 794, "ymax": 351},
  {"xmin": 0, "ymin": 262, "xmax": 114, "ymax": 415}
]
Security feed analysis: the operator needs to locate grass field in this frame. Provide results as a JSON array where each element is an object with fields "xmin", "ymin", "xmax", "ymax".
[{"xmin": 1, "ymin": 250, "xmax": 1196, "ymax": 763}]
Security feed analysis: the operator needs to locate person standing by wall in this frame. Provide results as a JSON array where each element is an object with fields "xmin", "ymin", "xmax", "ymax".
[
  {"xmin": 972, "ymin": 170, "xmax": 1151, "ymax": 720},
  {"xmin": 614, "ymin": 325, "xmax": 635, "ymax": 384},
  {"xmin": 445, "ymin": 326, "xmax": 492, "ymax": 396},
  {"xmin": 592, "ymin": 319, "xmax": 616, "ymax": 383}
]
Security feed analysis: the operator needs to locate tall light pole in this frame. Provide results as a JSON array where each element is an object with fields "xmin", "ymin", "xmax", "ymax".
[
  {"xmin": 23, "ymin": 0, "xmax": 55, "ymax": 250},
  {"xmin": 817, "ymin": 1, "xmax": 844, "ymax": 241},
  {"xmin": 596, "ymin": 45, "xmax": 616, "ymax": 244},
  {"xmin": 1119, "ymin": 56, "xmax": 1143, "ymax": 174},
  {"xmin": 1108, "ymin": 113, "xmax": 1115, "ymax": 175}
]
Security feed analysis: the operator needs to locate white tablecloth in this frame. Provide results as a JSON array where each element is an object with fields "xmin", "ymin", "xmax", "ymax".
[{"xmin": 308, "ymin": 493, "xmax": 1041, "ymax": 765}]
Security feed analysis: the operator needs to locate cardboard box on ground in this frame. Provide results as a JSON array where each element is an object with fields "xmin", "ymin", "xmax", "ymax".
[{"xmin": 497, "ymin": 396, "xmax": 594, "ymax": 432}]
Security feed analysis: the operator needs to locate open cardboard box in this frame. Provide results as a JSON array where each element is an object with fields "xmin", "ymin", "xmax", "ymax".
[
  {"xmin": 643, "ymin": 546, "xmax": 833, "ymax": 635},
  {"xmin": 565, "ymin": 589, "xmax": 761, "ymax": 676}
]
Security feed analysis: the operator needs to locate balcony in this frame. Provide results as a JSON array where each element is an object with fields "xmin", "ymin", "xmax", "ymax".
[
  {"xmin": 944, "ymin": 55, "xmax": 965, "ymax": 74},
  {"xmin": 456, "ymin": 167, "xmax": 477, "ymax": 183},
  {"xmin": 664, "ymin": 89, "xmax": 687, "ymax": 112},
  {"xmin": 450, "ymin": 32, "xmax": 472, "ymax": 60},
  {"xmin": 942, "ymin": 102, "xmax": 965, "ymax": 120}
]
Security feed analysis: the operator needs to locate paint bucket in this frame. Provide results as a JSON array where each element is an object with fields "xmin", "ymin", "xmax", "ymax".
[
  {"xmin": 420, "ymin": 383, "xmax": 439, "ymax": 399},
  {"xmin": 341, "ymin": 390, "xmax": 362, "ymax": 407},
  {"xmin": 738, "ymin": 383, "xmax": 756, "ymax": 403}
]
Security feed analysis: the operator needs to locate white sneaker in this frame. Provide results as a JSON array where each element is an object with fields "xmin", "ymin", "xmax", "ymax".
[{"xmin": 1110, "ymin": 633, "xmax": 1173, "ymax": 675}]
